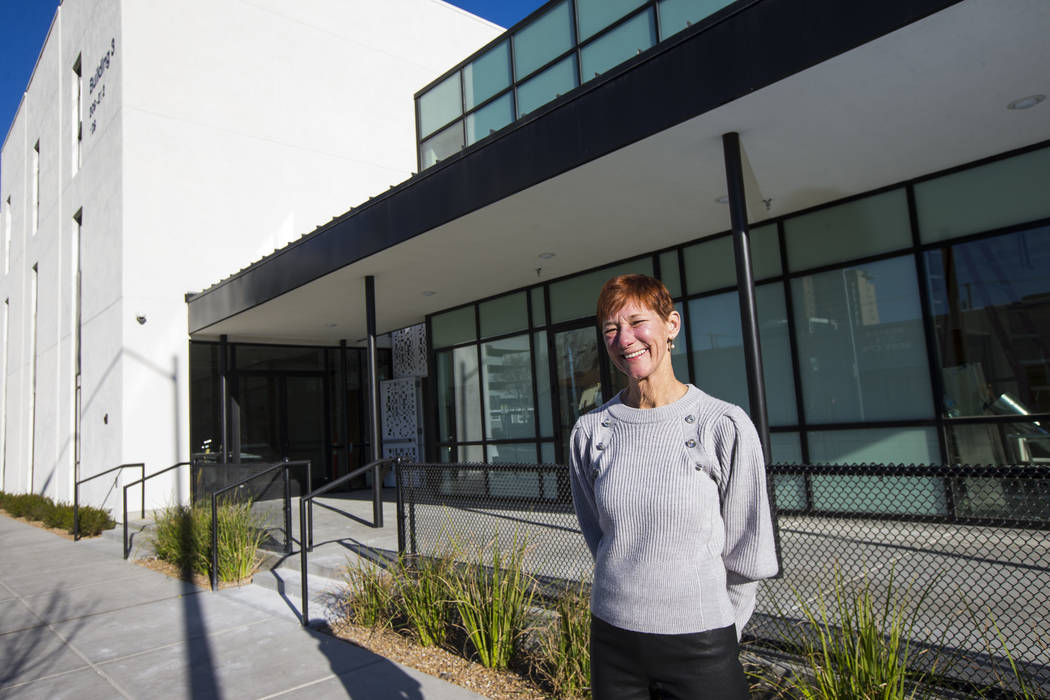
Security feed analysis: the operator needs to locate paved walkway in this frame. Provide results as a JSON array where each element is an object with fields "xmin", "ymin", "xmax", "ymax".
[{"xmin": 0, "ymin": 509, "xmax": 486, "ymax": 699}]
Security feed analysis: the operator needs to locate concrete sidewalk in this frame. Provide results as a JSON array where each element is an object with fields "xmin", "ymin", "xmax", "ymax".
[{"xmin": 0, "ymin": 512, "xmax": 486, "ymax": 699}]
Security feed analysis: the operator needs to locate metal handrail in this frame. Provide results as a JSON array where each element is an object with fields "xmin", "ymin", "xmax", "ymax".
[
  {"xmin": 208, "ymin": 460, "xmax": 311, "ymax": 591},
  {"xmin": 122, "ymin": 461, "xmax": 191, "ymax": 559},
  {"xmin": 74, "ymin": 462, "xmax": 145, "ymax": 540},
  {"xmin": 297, "ymin": 457, "xmax": 396, "ymax": 626}
]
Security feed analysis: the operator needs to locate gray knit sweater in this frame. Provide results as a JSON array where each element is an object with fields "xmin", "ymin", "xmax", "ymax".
[{"xmin": 569, "ymin": 385, "xmax": 778, "ymax": 637}]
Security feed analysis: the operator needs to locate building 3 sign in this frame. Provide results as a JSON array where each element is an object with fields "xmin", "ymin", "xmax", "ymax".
[{"xmin": 87, "ymin": 38, "xmax": 116, "ymax": 135}]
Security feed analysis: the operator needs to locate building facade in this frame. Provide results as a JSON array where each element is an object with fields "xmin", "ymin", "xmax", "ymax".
[
  {"xmin": 186, "ymin": 0, "xmax": 1050, "ymax": 523},
  {"xmin": 0, "ymin": 0, "xmax": 501, "ymax": 509}
]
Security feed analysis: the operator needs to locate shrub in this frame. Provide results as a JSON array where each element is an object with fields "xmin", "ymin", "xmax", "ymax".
[
  {"xmin": 393, "ymin": 553, "xmax": 456, "ymax": 648},
  {"xmin": 0, "ymin": 491, "xmax": 114, "ymax": 536},
  {"xmin": 344, "ymin": 559, "xmax": 397, "ymax": 629},
  {"xmin": 536, "ymin": 580, "xmax": 591, "ymax": 699},
  {"xmin": 152, "ymin": 499, "xmax": 264, "ymax": 582},
  {"xmin": 443, "ymin": 535, "xmax": 536, "ymax": 670},
  {"xmin": 779, "ymin": 564, "xmax": 936, "ymax": 700}
]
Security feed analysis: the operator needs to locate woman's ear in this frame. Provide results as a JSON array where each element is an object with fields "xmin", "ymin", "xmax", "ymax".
[{"xmin": 667, "ymin": 309, "xmax": 682, "ymax": 341}]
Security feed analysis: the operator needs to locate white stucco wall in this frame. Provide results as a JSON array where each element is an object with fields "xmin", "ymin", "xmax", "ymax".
[{"xmin": 1, "ymin": 0, "xmax": 500, "ymax": 513}]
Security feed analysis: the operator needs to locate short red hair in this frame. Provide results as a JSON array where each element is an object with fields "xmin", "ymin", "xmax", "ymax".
[{"xmin": 596, "ymin": 274, "xmax": 675, "ymax": 323}]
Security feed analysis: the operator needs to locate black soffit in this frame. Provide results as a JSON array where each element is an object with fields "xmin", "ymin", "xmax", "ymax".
[{"xmin": 187, "ymin": 0, "xmax": 962, "ymax": 334}]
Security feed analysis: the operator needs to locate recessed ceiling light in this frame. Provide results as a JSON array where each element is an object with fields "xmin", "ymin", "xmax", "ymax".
[
  {"xmin": 422, "ymin": 290, "xmax": 436, "ymax": 296},
  {"xmin": 325, "ymin": 322, "xmax": 338, "ymax": 328},
  {"xmin": 538, "ymin": 252, "xmax": 556, "ymax": 259},
  {"xmin": 1007, "ymin": 94, "xmax": 1045, "ymax": 110},
  {"xmin": 715, "ymin": 196, "xmax": 729, "ymax": 204}
]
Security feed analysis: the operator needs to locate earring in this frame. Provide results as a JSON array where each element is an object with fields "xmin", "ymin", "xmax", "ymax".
[{"xmin": 668, "ymin": 339, "xmax": 676, "ymax": 350}]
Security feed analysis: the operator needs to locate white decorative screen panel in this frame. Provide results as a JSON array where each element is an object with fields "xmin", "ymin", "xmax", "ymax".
[{"xmin": 393, "ymin": 324, "xmax": 428, "ymax": 378}]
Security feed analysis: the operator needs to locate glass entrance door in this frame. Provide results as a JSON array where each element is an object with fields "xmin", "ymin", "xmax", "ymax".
[
  {"xmin": 553, "ymin": 325, "xmax": 625, "ymax": 459},
  {"xmin": 237, "ymin": 372, "xmax": 328, "ymax": 491}
]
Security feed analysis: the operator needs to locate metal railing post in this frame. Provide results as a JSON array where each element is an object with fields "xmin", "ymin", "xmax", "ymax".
[
  {"xmin": 300, "ymin": 498, "xmax": 309, "ymax": 626},
  {"xmin": 373, "ymin": 462, "xmax": 383, "ymax": 528},
  {"xmin": 283, "ymin": 464, "xmax": 292, "ymax": 554},
  {"xmin": 122, "ymin": 483, "xmax": 129, "ymax": 559},
  {"xmin": 395, "ymin": 459, "xmax": 406, "ymax": 557},
  {"xmin": 210, "ymin": 492, "xmax": 219, "ymax": 591},
  {"xmin": 73, "ymin": 480, "xmax": 80, "ymax": 541}
]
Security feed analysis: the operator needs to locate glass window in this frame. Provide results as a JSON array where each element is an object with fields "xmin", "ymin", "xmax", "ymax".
[
  {"xmin": 419, "ymin": 122, "xmax": 464, "ymax": 169},
  {"xmin": 784, "ymin": 189, "xmax": 911, "ymax": 271},
  {"xmin": 549, "ymin": 257, "xmax": 653, "ymax": 324},
  {"xmin": 534, "ymin": 331, "xmax": 554, "ymax": 437},
  {"xmin": 190, "ymin": 342, "xmax": 219, "ymax": 458},
  {"xmin": 925, "ymin": 226, "xmax": 1050, "ymax": 416},
  {"xmin": 946, "ymin": 420, "xmax": 1050, "ymax": 466},
  {"xmin": 530, "ymin": 287, "xmax": 546, "ymax": 327},
  {"xmin": 479, "ymin": 292, "xmax": 528, "ymax": 339},
  {"xmin": 916, "ymin": 146, "xmax": 1050, "ymax": 243},
  {"xmin": 540, "ymin": 442, "xmax": 557, "ymax": 464},
  {"xmin": 792, "ymin": 256, "xmax": 934, "ymax": 423},
  {"xmin": 466, "ymin": 93, "xmax": 514, "ymax": 146},
  {"xmin": 513, "ymin": 0, "xmax": 574, "ymax": 79},
  {"xmin": 516, "ymin": 55, "xmax": 579, "ymax": 117},
  {"xmin": 436, "ymin": 347, "xmax": 483, "ymax": 443},
  {"xmin": 658, "ymin": 249, "xmax": 682, "ymax": 297},
  {"xmin": 482, "ymin": 335, "xmax": 535, "ymax": 440},
  {"xmin": 487, "ymin": 444, "xmax": 539, "ymax": 465},
  {"xmin": 807, "ymin": 427, "xmax": 944, "ymax": 516},
  {"xmin": 431, "ymin": 306, "xmax": 476, "ymax": 349},
  {"xmin": 687, "ymin": 284, "xmax": 797, "ymax": 425},
  {"xmin": 576, "ymin": 0, "xmax": 647, "ymax": 41},
  {"xmin": 658, "ymin": 0, "xmax": 735, "ymax": 39},
  {"xmin": 418, "ymin": 72, "xmax": 462, "ymax": 138},
  {"xmin": 580, "ymin": 8, "xmax": 655, "ymax": 81},
  {"xmin": 464, "ymin": 41, "xmax": 512, "ymax": 110},
  {"xmin": 683, "ymin": 224, "xmax": 779, "ymax": 295}
]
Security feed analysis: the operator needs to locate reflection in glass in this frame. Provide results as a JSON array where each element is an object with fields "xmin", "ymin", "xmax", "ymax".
[
  {"xmin": 479, "ymin": 292, "xmax": 528, "ymax": 339},
  {"xmin": 580, "ymin": 8, "xmax": 655, "ymax": 81},
  {"xmin": 687, "ymin": 284, "xmax": 797, "ymax": 425},
  {"xmin": 946, "ymin": 420, "xmax": 1050, "ymax": 465},
  {"xmin": 466, "ymin": 93, "xmax": 514, "ymax": 146},
  {"xmin": 420, "ymin": 122, "xmax": 464, "ymax": 169},
  {"xmin": 464, "ymin": 41, "xmax": 511, "ymax": 110},
  {"xmin": 792, "ymin": 256, "xmax": 934, "ymax": 423},
  {"xmin": 436, "ymin": 347, "xmax": 483, "ymax": 443},
  {"xmin": 555, "ymin": 327, "xmax": 603, "ymax": 447},
  {"xmin": 482, "ymin": 335, "xmax": 536, "ymax": 440},
  {"xmin": 925, "ymin": 226, "xmax": 1050, "ymax": 417},
  {"xmin": 418, "ymin": 72, "xmax": 462, "ymax": 138},
  {"xmin": 517, "ymin": 55, "xmax": 579, "ymax": 117},
  {"xmin": 513, "ymin": 0, "xmax": 573, "ymax": 78}
]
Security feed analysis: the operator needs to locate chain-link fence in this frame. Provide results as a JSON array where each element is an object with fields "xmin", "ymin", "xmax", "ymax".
[{"xmin": 396, "ymin": 461, "xmax": 1050, "ymax": 695}]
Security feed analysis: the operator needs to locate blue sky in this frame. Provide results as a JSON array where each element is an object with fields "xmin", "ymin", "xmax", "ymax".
[{"xmin": 0, "ymin": 0, "xmax": 546, "ymax": 150}]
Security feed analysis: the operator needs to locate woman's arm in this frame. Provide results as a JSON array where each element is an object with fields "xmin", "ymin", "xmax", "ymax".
[
  {"xmin": 713, "ymin": 408, "xmax": 779, "ymax": 635},
  {"xmin": 568, "ymin": 424, "xmax": 602, "ymax": 559}
]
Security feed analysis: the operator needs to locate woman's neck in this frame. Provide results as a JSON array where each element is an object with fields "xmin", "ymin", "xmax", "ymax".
[{"xmin": 622, "ymin": 373, "xmax": 687, "ymax": 409}]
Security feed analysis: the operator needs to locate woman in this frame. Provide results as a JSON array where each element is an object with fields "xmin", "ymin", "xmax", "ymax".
[{"xmin": 569, "ymin": 273, "xmax": 778, "ymax": 699}]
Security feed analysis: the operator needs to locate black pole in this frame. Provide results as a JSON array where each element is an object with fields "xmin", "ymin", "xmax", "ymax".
[
  {"xmin": 365, "ymin": 276, "xmax": 383, "ymax": 528},
  {"xmin": 219, "ymin": 334, "xmax": 229, "ymax": 462},
  {"xmin": 339, "ymin": 339, "xmax": 351, "ymax": 481},
  {"xmin": 722, "ymin": 132, "xmax": 771, "ymax": 460}
]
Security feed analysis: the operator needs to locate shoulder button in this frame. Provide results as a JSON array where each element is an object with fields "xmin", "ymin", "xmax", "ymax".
[
  {"xmin": 601, "ymin": 418, "xmax": 611, "ymax": 427},
  {"xmin": 596, "ymin": 442, "xmax": 606, "ymax": 451},
  {"xmin": 684, "ymin": 415, "xmax": 696, "ymax": 424},
  {"xmin": 685, "ymin": 439, "xmax": 697, "ymax": 448}
]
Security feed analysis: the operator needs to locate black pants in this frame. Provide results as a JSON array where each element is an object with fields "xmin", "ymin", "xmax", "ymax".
[{"xmin": 590, "ymin": 615, "xmax": 749, "ymax": 700}]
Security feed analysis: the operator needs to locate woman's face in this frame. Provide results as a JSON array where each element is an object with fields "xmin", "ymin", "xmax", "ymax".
[{"xmin": 601, "ymin": 299, "xmax": 680, "ymax": 383}]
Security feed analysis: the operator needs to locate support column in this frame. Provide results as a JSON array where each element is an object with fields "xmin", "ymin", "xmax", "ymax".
[
  {"xmin": 365, "ymin": 276, "xmax": 383, "ymax": 527},
  {"xmin": 218, "ymin": 334, "xmax": 229, "ymax": 462},
  {"xmin": 339, "ymin": 339, "xmax": 351, "ymax": 479},
  {"xmin": 722, "ymin": 132, "xmax": 771, "ymax": 461}
]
